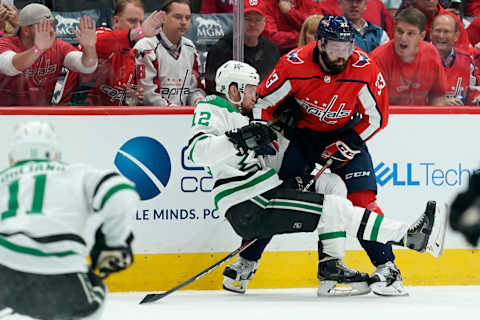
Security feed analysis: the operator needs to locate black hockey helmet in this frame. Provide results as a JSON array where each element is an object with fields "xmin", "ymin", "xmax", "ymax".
[{"xmin": 316, "ymin": 16, "xmax": 355, "ymax": 43}]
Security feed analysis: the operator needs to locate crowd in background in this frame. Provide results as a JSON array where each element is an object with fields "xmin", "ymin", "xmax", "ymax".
[{"xmin": 0, "ymin": 0, "xmax": 479, "ymax": 106}]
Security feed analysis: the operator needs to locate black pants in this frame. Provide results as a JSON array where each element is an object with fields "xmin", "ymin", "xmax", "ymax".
[
  {"xmin": 0, "ymin": 264, "xmax": 105, "ymax": 320},
  {"xmin": 226, "ymin": 182, "xmax": 322, "ymax": 242}
]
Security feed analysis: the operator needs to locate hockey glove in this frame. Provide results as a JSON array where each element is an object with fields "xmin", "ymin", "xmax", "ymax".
[
  {"xmin": 225, "ymin": 122, "xmax": 277, "ymax": 155},
  {"xmin": 90, "ymin": 225, "xmax": 134, "ymax": 279},
  {"xmin": 321, "ymin": 140, "xmax": 360, "ymax": 170},
  {"xmin": 450, "ymin": 172, "xmax": 480, "ymax": 246}
]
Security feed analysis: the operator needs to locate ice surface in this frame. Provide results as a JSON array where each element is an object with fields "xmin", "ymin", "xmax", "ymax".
[{"xmin": 104, "ymin": 286, "xmax": 480, "ymax": 320}]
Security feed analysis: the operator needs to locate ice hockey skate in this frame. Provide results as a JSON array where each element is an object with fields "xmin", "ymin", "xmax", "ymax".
[
  {"xmin": 368, "ymin": 261, "xmax": 408, "ymax": 296},
  {"xmin": 317, "ymin": 257, "xmax": 370, "ymax": 296},
  {"xmin": 222, "ymin": 256, "xmax": 258, "ymax": 294},
  {"xmin": 401, "ymin": 200, "xmax": 448, "ymax": 258}
]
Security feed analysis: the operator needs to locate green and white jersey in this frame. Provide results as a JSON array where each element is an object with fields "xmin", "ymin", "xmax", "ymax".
[
  {"xmin": 0, "ymin": 160, "xmax": 139, "ymax": 275},
  {"xmin": 186, "ymin": 95, "xmax": 282, "ymax": 215}
]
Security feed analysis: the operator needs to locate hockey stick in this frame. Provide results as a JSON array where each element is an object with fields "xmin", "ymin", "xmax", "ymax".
[
  {"xmin": 139, "ymin": 239, "xmax": 258, "ymax": 304},
  {"xmin": 303, "ymin": 159, "xmax": 333, "ymax": 191}
]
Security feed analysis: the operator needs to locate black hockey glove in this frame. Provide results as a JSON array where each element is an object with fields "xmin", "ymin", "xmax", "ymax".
[
  {"xmin": 90, "ymin": 225, "xmax": 134, "ymax": 279},
  {"xmin": 450, "ymin": 171, "xmax": 480, "ymax": 246},
  {"xmin": 225, "ymin": 122, "xmax": 277, "ymax": 155}
]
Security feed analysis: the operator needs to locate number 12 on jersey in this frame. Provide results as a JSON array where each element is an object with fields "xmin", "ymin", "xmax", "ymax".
[{"xmin": 1, "ymin": 174, "xmax": 47, "ymax": 220}]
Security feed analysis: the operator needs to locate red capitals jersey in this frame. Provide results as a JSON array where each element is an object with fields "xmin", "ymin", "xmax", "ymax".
[
  {"xmin": 443, "ymin": 48, "xmax": 480, "ymax": 105},
  {"xmin": 0, "ymin": 37, "xmax": 78, "ymax": 106},
  {"xmin": 255, "ymin": 42, "xmax": 389, "ymax": 143},
  {"xmin": 62, "ymin": 27, "xmax": 138, "ymax": 105},
  {"xmin": 371, "ymin": 41, "xmax": 448, "ymax": 105}
]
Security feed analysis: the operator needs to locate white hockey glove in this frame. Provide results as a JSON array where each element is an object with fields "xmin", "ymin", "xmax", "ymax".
[{"xmin": 90, "ymin": 225, "xmax": 134, "ymax": 279}]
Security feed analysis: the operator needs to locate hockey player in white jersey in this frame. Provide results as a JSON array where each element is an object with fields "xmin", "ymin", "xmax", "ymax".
[
  {"xmin": 186, "ymin": 60, "xmax": 448, "ymax": 297},
  {"xmin": 0, "ymin": 122, "xmax": 139, "ymax": 319}
]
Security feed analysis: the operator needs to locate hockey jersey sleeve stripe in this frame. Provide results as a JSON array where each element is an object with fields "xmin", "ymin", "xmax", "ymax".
[
  {"xmin": 357, "ymin": 83, "xmax": 382, "ymax": 140},
  {"xmin": 0, "ymin": 231, "xmax": 86, "ymax": 245},
  {"xmin": 214, "ymin": 168, "xmax": 277, "ymax": 208},
  {"xmin": 257, "ymin": 80, "xmax": 292, "ymax": 111},
  {"xmin": 0, "ymin": 235, "xmax": 77, "ymax": 257},
  {"xmin": 94, "ymin": 184, "xmax": 136, "ymax": 212},
  {"xmin": 188, "ymin": 134, "xmax": 210, "ymax": 163},
  {"xmin": 93, "ymin": 172, "xmax": 120, "ymax": 198}
]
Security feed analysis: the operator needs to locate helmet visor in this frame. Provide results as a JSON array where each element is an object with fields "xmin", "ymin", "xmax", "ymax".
[
  {"xmin": 243, "ymin": 84, "xmax": 257, "ymax": 99},
  {"xmin": 325, "ymin": 40, "xmax": 354, "ymax": 59}
]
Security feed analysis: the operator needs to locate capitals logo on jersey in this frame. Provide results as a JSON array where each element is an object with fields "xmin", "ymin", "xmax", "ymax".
[
  {"xmin": 352, "ymin": 50, "xmax": 370, "ymax": 68},
  {"xmin": 287, "ymin": 49, "xmax": 304, "ymax": 65}
]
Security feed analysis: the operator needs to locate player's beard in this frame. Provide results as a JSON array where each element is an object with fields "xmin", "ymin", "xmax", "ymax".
[{"xmin": 320, "ymin": 50, "xmax": 349, "ymax": 75}]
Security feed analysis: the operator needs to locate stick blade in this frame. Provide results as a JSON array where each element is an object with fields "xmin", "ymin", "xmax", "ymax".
[{"xmin": 139, "ymin": 292, "xmax": 167, "ymax": 304}]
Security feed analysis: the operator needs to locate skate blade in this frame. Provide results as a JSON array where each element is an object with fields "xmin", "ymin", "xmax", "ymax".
[
  {"xmin": 427, "ymin": 202, "xmax": 448, "ymax": 258},
  {"xmin": 222, "ymin": 278, "xmax": 248, "ymax": 294},
  {"xmin": 370, "ymin": 280, "xmax": 409, "ymax": 297},
  {"xmin": 317, "ymin": 280, "xmax": 370, "ymax": 297}
]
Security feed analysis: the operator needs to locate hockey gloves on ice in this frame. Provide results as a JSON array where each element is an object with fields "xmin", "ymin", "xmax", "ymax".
[
  {"xmin": 450, "ymin": 171, "xmax": 480, "ymax": 246},
  {"xmin": 226, "ymin": 122, "xmax": 278, "ymax": 156},
  {"xmin": 90, "ymin": 225, "xmax": 134, "ymax": 279},
  {"xmin": 321, "ymin": 140, "xmax": 360, "ymax": 170}
]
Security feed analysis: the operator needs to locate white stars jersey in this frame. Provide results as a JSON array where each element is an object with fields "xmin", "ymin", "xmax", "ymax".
[
  {"xmin": 186, "ymin": 95, "xmax": 282, "ymax": 215},
  {"xmin": 0, "ymin": 160, "xmax": 139, "ymax": 275}
]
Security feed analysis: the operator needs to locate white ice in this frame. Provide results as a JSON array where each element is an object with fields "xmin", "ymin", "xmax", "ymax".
[{"xmin": 104, "ymin": 286, "xmax": 480, "ymax": 320}]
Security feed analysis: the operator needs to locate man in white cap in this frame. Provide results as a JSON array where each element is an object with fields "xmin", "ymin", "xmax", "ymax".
[{"xmin": 0, "ymin": 3, "xmax": 98, "ymax": 106}]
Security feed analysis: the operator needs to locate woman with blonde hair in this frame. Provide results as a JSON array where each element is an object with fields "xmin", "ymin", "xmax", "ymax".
[{"xmin": 297, "ymin": 14, "xmax": 323, "ymax": 47}]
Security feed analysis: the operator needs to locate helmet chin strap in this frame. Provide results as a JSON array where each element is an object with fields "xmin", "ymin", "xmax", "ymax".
[{"xmin": 226, "ymin": 87, "xmax": 244, "ymax": 108}]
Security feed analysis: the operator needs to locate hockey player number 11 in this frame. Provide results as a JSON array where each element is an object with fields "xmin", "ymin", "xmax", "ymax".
[{"xmin": 1, "ymin": 174, "xmax": 47, "ymax": 220}]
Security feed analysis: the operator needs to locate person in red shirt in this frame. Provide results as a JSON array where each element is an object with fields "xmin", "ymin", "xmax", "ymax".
[
  {"xmin": 403, "ymin": 0, "xmax": 470, "ymax": 49},
  {"xmin": 371, "ymin": 8, "xmax": 460, "ymax": 105},
  {"xmin": 60, "ymin": 0, "xmax": 164, "ymax": 106},
  {"xmin": 465, "ymin": 0, "xmax": 480, "ymax": 16},
  {"xmin": 317, "ymin": 0, "xmax": 395, "ymax": 38},
  {"xmin": 232, "ymin": 16, "xmax": 410, "ymax": 297},
  {"xmin": 0, "ymin": 3, "xmax": 97, "ymax": 106},
  {"xmin": 262, "ymin": 0, "xmax": 325, "ymax": 53},
  {"xmin": 199, "ymin": 0, "xmax": 233, "ymax": 13},
  {"xmin": 431, "ymin": 14, "xmax": 480, "ymax": 105},
  {"xmin": 467, "ymin": 16, "xmax": 480, "ymax": 48}
]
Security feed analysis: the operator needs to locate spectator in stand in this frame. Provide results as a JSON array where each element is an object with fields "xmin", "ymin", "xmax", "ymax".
[
  {"xmin": 297, "ymin": 14, "xmax": 323, "ymax": 46},
  {"xmin": 339, "ymin": 0, "xmax": 390, "ymax": 52},
  {"xmin": 0, "ymin": 3, "xmax": 18, "ymax": 37},
  {"xmin": 397, "ymin": 0, "xmax": 470, "ymax": 49},
  {"xmin": 263, "ymin": 0, "xmax": 326, "ymax": 54},
  {"xmin": 60, "ymin": 0, "xmax": 165, "ymax": 106},
  {"xmin": 0, "ymin": 4, "xmax": 98, "ymax": 106},
  {"xmin": 465, "ymin": 0, "xmax": 480, "ymax": 16},
  {"xmin": 205, "ymin": 0, "xmax": 280, "ymax": 94},
  {"xmin": 431, "ymin": 14, "xmax": 480, "ymax": 105},
  {"xmin": 317, "ymin": 0, "xmax": 395, "ymax": 38},
  {"xmin": 200, "ymin": 0, "xmax": 234, "ymax": 13},
  {"xmin": 467, "ymin": 16, "xmax": 480, "ymax": 48},
  {"xmin": 134, "ymin": 0, "xmax": 205, "ymax": 106},
  {"xmin": 371, "ymin": 8, "xmax": 459, "ymax": 105}
]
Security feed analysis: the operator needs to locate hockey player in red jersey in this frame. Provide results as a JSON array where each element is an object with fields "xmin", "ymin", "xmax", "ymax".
[
  {"xmin": 430, "ymin": 14, "xmax": 480, "ymax": 105},
  {"xmin": 60, "ymin": 0, "xmax": 164, "ymax": 106},
  {"xmin": 222, "ymin": 16, "xmax": 410, "ymax": 297}
]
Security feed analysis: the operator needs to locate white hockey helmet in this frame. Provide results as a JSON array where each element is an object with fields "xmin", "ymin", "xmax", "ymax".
[
  {"xmin": 9, "ymin": 121, "xmax": 60, "ymax": 164},
  {"xmin": 215, "ymin": 60, "xmax": 260, "ymax": 105}
]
